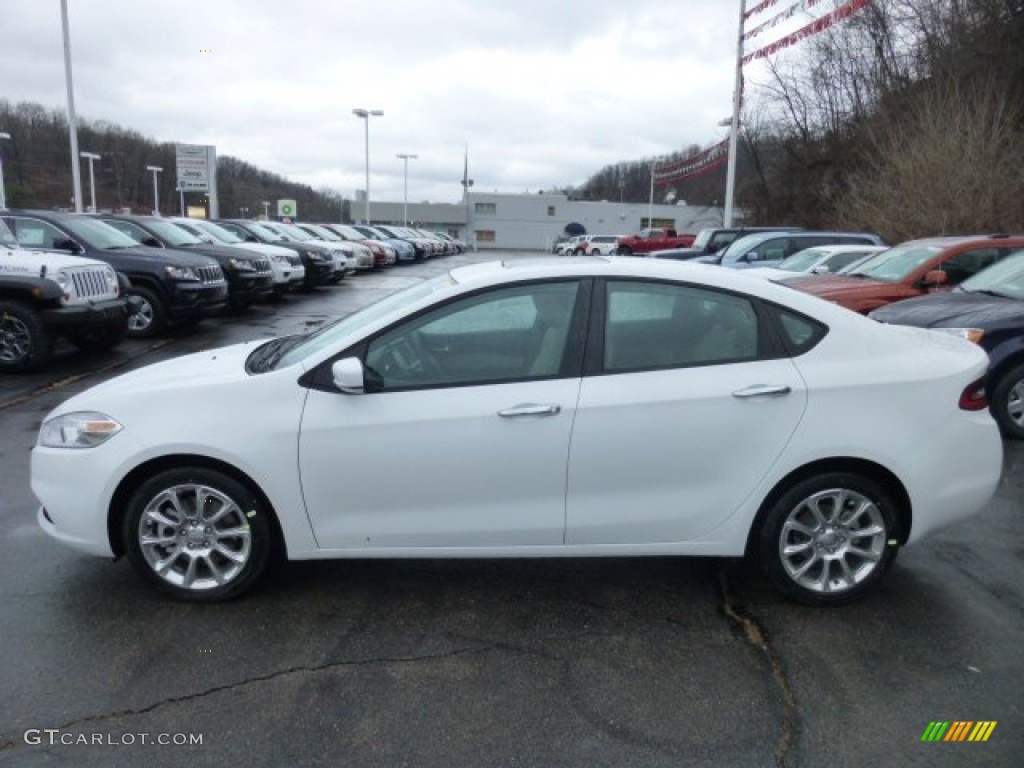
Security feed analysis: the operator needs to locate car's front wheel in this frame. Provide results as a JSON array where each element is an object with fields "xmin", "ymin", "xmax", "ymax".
[
  {"xmin": 0, "ymin": 299, "xmax": 52, "ymax": 373},
  {"xmin": 123, "ymin": 467, "xmax": 274, "ymax": 602},
  {"xmin": 757, "ymin": 472, "xmax": 900, "ymax": 605},
  {"xmin": 991, "ymin": 362, "xmax": 1024, "ymax": 440}
]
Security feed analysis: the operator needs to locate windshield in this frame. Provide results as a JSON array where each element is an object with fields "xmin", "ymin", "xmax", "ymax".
[
  {"xmin": 274, "ymin": 273, "xmax": 458, "ymax": 369},
  {"xmin": 276, "ymin": 223, "xmax": 313, "ymax": 241},
  {"xmin": 143, "ymin": 220, "xmax": 204, "ymax": 247},
  {"xmin": 62, "ymin": 217, "xmax": 139, "ymax": 249},
  {"xmin": 333, "ymin": 225, "xmax": 365, "ymax": 240},
  {"xmin": 247, "ymin": 222, "xmax": 285, "ymax": 242},
  {"xmin": 718, "ymin": 232, "xmax": 771, "ymax": 262},
  {"xmin": 777, "ymin": 249, "xmax": 826, "ymax": 272},
  {"xmin": 191, "ymin": 220, "xmax": 244, "ymax": 243},
  {"xmin": 0, "ymin": 219, "xmax": 17, "ymax": 248},
  {"xmin": 174, "ymin": 222, "xmax": 216, "ymax": 243},
  {"xmin": 959, "ymin": 250, "xmax": 1024, "ymax": 299},
  {"xmin": 846, "ymin": 244, "xmax": 942, "ymax": 282},
  {"xmin": 691, "ymin": 229, "xmax": 714, "ymax": 249},
  {"xmin": 305, "ymin": 224, "xmax": 340, "ymax": 241}
]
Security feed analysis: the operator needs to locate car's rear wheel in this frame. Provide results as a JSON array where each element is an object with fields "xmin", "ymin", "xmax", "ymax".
[
  {"xmin": 617, "ymin": 246, "xmax": 632, "ymax": 256},
  {"xmin": 758, "ymin": 472, "xmax": 900, "ymax": 605},
  {"xmin": 0, "ymin": 300, "xmax": 52, "ymax": 373},
  {"xmin": 991, "ymin": 363, "xmax": 1024, "ymax": 439},
  {"xmin": 123, "ymin": 467, "xmax": 274, "ymax": 602}
]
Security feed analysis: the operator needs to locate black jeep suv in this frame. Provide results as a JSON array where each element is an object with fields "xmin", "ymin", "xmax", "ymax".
[{"xmin": 97, "ymin": 215, "xmax": 274, "ymax": 309}]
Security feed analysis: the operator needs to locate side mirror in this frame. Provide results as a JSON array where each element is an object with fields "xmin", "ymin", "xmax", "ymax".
[
  {"xmin": 245, "ymin": 235, "xmax": 259, "ymax": 243},
  {"xmin": 142, "ymin": 236, "xmax": 162, "ymax": 248},
  {"xmin": 924, "ymin": 269, "xmax": 948, "ymax": 286},
  {"xmin": 331, "ymin": 357, "xmax": 365, "ymax": 394},
  {"xmin": 53, "ymin": 237, "xmax": 82, "ymax": 254},
  {"xmin": 812, "ymin": 266, "xmax": 830, "ymax": 274}
]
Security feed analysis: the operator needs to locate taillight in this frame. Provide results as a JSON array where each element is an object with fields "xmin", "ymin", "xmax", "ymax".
[{"xmin": 959, "ymin": 378, "xmax": 989, "ymax": 411}]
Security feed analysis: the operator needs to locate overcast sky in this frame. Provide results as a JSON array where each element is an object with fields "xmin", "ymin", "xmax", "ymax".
[{"xmin": 2, "ymin": 0, "xmax": 794, "ymax": 205}]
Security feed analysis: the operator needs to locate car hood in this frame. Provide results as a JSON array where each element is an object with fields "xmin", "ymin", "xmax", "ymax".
[
  {"xmin": 0, "ymin": 246, "xmax": 109, "ymax": 273},
  {"xmin": 53, "ymin": 341, "xmax": 262, "ymax": 415},
  {"xmin": 103, "ymin": 244, "xmax": 219, "ymax": 268},
  {"xmin": 870, "ymin": 291, "xmax": 1024, "ymax": 328},
  {"xmin": 229, "ymin": 242, "xmax": 296, "ymax": 258},
  {"xmin": 795, "ymin": 274, "xmax": 906, "ymax": 299},
  {"xmin": 179, "ymin": 243, "xmax": 262, "ymax": 262}
]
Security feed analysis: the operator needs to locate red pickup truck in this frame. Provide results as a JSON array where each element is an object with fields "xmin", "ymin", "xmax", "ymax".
[{"xmin": 615, "ymin": 228, "xmax": 694, "ymax": 256}]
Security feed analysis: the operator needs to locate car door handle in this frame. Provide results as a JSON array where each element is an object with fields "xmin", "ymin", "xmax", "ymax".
[
  {"xmin": 498, "ymin": 404, "xmax": 562, "ymax": 418},
  {"xmin": 732, "ymin": 385, "xmax": 792, "ymax": 399}
]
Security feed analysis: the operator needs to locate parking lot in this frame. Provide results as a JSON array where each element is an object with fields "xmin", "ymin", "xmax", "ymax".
[{"xmin": 1, "ymin": 250, "xmax": 1021, "ymax": 767}]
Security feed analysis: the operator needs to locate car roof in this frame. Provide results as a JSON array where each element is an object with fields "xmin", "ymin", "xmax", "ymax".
[{"xmin": 894, "ymin": 234, "xmax": 1024, "ymax": 248}]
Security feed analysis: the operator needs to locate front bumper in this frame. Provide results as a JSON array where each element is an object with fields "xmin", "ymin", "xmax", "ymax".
[{"xmin": 42, "ymin": 297, "xmax": 131, "ymax": 329}]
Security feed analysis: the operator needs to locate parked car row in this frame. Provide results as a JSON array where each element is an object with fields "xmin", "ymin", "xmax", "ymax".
[{"xmin": 0, "ymin": 210, "xmax": 461, "ymax": 373}]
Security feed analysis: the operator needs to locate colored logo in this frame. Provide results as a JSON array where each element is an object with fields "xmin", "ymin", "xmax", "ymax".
[{"xmin": 921, "ymin": 721, "xmax": 997, "ymax": 742}]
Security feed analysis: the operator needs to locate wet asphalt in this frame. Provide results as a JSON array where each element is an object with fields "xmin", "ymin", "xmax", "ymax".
[{"xmin": 0, "ymin": 251, "xmax": 1021, "ymax": 767}]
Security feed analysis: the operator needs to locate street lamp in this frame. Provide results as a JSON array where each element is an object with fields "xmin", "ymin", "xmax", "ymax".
[
  {"xmin": 261, "ymin": 200, "xmax": 270, "ymax": 219},
  {"xmin": 0, "ymin": 132, "xmax": 10, "ymax": 210},
  {"xmin": 396, "ymin": 153, "xmax": 418, "ymax": 226},
  {"xmin": 80, "ymin": 151, "xmax": 100, "ymax": 212},
  {"xmin": 146, "ymin": 165, "xmax": 163, "ymax": 215},
  {"xmin": 352, "ymin": 108, "xmax": 383, "ymax": 224}
]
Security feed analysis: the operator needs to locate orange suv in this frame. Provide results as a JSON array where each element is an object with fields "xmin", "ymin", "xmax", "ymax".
[{"xmin": 788, "ymin": 235, "xmax": 1024, "ymax": 313}]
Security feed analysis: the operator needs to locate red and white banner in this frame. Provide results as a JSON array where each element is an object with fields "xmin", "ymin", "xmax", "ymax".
[
  {"xmin": 743, "ymin": 0, "xmax": 830, "ymax": 42},
  {"xmin": 653, "ymin": 140, "xmax": 730, "ymax": 184},
  {"xmin": 742, "ymin": 0, "xmax": 873, "ymax": 65}
]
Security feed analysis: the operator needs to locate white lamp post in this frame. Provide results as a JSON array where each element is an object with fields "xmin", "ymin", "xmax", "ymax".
[
  {"xmin": 146, "ymin": 165, "xmax": 163, "ymax": 215},
  {"xmin": 0, "ymin": 131, "xmax": 10, "ymax": 210},
  {"xmin": 261, "ymin": 200, "xmax": 270, "ymax": 219},
  {"xmin": 396, "ymin": 153, "xmax": 418, "ymax": 226},
  {"xmin": 60, "ymin": 0, "xmax": 84, "ymax": 213},
  {"xmin": 80, "ymin": 151, "xmax": 100, "ymax": 212},
  {"xmin": 352, "ymin": 108, "xmax": 383, "ymax": 224}
]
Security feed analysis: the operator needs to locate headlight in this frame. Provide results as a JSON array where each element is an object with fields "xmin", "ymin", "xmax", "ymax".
[
  {"xmin": 104, "ymin": 266, "xmax": 118, "ymax": 289},
  {"xmin": 54, "ymin": 269, "xmax": 73, "ymax": 294},
  {"xmin": 935, "ymin": 327, "xmax": 985, "ymax": 344},
  {"xmin": 304, "ymin": 249, "xmax": 326, "ymax": 262},
  {"xmin": 39, "ymin": 411, "xmax": 123, "ymax": 449},
  {"xmin": 165, "ymin": 265, "xmax": 200, "ymax": 281},
  {"xmin": 270, "ymin": 254, "xmax": 287, "ymax": 264},
  {"xmin": 229, "ymin": 258, "xmax": 257, "ymax": 272}
]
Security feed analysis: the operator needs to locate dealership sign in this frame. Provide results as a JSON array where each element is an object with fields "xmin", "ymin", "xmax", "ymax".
[
  {"xmin": 175, "ymin": 144, "xmax": 213, "ymax": 191},
  {"xmin": 277, "ymin": 199, "xmax": 297, "ymax": 218}
]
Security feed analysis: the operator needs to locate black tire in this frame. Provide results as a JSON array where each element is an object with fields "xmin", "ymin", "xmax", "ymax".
[
  {"xmin": 991, "ymin": 363, "xmax": 1024, "ymax": 440},
  {"xmin": 757, "ymin": 472, "xmax": 901, "ymax": 605},
  {"xmin": 0, "ymin": 299, "xmax": 53, "ymax": 373},
  {"xmin": 123, "ymin": 467, "xmax": 275, "ymax": 602},
  {"xmin": 126, "ymin": 285, "xmax": 166, "ymax": 339},
  {"xmin": 617, "ymin": 246, "xmax": 632, "ymax": 256},
  {"xmin": 66, "ymin": 316, "xmax": 129, "ymax": 352}
]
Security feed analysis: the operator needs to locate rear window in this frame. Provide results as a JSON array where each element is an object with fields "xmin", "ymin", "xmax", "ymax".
[{"xmin": 767, "ymin": 304, "xmax": 828, "ymax": 355}]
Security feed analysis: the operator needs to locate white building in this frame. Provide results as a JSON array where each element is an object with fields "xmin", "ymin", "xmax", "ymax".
[{"xmin": 366, "ymin": 192, "xmax": 727, "ymax": 251}]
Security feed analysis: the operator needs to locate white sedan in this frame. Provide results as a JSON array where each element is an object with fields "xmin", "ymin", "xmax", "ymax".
[
  {"xmin": 742, "ymin": 244, "xmax": 888, "ymax": 281},
  {"xmin": 31, "ymin": 258, "xmax": 1002, "ymax": 604}
]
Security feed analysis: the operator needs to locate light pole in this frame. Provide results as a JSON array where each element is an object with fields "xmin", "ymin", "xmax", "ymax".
[
  {"xmin": 80, "ymin": 151, "xmax": 100, "ymax": 212},
  {"xmin": 723, "ymin": 0, "xmax": 747, "ymax": 227},
  {"xmin": 0, "ymin": 132, "xmax": 10, "ymax": 210},
  {"xmin": 396, "ymin": 153, "xmax": 418, "ymax": 226},
  {"xmin": 261, "ymin": 200, "xmax": 270, "ymax": 219},
  {"xmin": 648, "ymin": 161, "xmax": 656, "ymax": 229},
  {"xmin": 60, "ymin": 0, "xmax": 84, "ymax": 213},
  {"xmin": 352, "ymin": 108, "xmax": 383, "ymax": 224},
  {"xmin": 146, "ymin": 165, "xmax": 162, "ymax": 215}
]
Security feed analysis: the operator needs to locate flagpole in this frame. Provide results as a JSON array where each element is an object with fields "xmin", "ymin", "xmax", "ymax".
[{"xmin": 723, "ymin": 0, "xmax": 746, "ymax": 227}]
